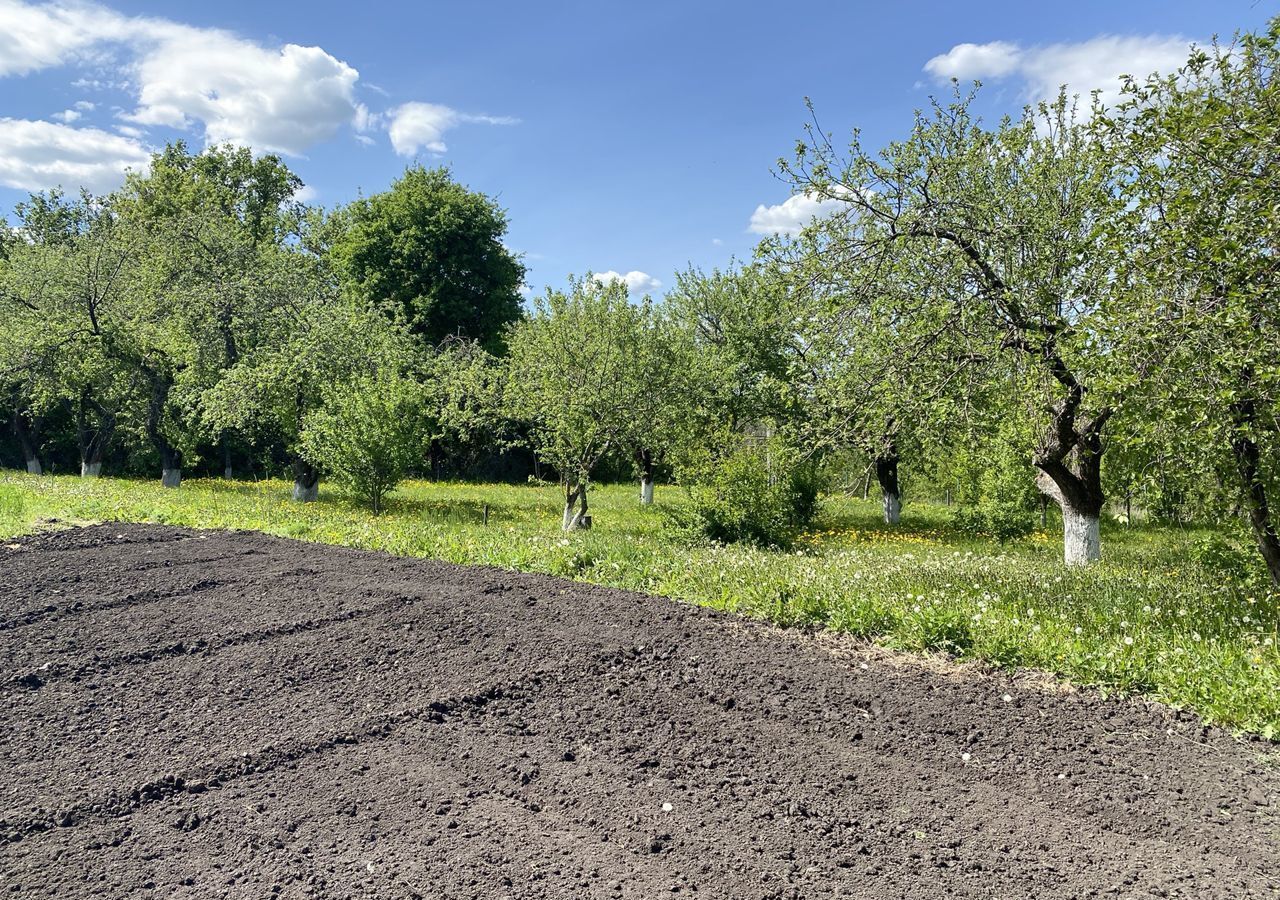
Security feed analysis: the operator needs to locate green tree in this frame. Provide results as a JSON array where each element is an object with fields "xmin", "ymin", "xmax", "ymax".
[
  {"xmin": 505, "ymin": 275, "xmax": 668, "ymax": 530},
  {"xmin": 1102, "ymin": 21, "xmax": 1280, "ymax": 583},
  {"xmin": 201, "ymin": 267, "xmax": 411, "ymax": 502},
  {"xmin": 327, "ymin": 166, "xmax": 525, "ymax": 354},
  {"xmin": 0, "ymin": 191, "xmax": 139, "ymax": 477},
  {"xmin": 300, "ymin": 371, "xmax": 431, "ymax": 514},
  {"xmin": 112, "ymin": 143, "xmax": 305, "ymax": 485},
  {"xmin": 780, "ymin": 90, "xmax": 1123, "ymax": 565}
]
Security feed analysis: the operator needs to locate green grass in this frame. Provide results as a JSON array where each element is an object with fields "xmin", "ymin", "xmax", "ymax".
[{"xmin": 2, "ymin": 473, "xmax": 1277, "ymax": 738}]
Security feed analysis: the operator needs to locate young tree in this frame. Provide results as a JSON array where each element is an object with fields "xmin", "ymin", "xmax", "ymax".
[
  {"xmin": 326, "ymin": 166, "xmax": 525, "ymax": 354},
  {"xmin": 781, "ymin": 91, "xmax": 1122, "ymax": 564},
  {"xmin": 505, "ymin": 275, "xmax": 668, "ymax": 530},
  {"xmin": 1102, "ymin": 22, "xmax": 1280, "ymax": 583},
  {"xmin": 300, "ymin": 371, "xmax": 431, "ymax": 515}
]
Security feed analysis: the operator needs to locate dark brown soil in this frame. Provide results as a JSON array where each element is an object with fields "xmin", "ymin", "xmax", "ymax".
[{"xmin": 1, "ymin": 525, "xmax": 1277, "ymax": 899}]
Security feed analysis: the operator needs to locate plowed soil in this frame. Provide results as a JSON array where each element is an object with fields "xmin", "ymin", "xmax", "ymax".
[{"xmin": 1, "ymin": 524, "xmax": 1277, "ymax": 899}]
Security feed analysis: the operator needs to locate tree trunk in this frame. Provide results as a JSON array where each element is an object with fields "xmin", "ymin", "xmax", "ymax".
[
  {"xmin": 291, "ymin": 458, "xmax": 320, "ymax": 503},
  {"xmin": 144, "ymin": 370, "xmax": 181, "ymax": 488},
  {"xmin": 563, "ymin": 481, "xmax": 591, "ymax": 531},
  {"xmin": 160, "ymin": 453, "xmax": 183, "ymax": 489},
  {"xmin": 1230, "ymin": 397, "xmax": 1280, "ymax": 585},
  {"xmin": 637, "ymin": 448, "xmax": 655, "ymax": 506},
  {"xmin": 1061, "ymin": 504, "xmax": 1101, "ymax": 566},
  {"xmin": 12, "ymin": 410, "xmax": 43, "ymax": 476},
  {"xmin": 77, "ymin": 389, "xmax": 115, "ymax": 479},
  {"xmin": 1032, "ymin": 389, "xmax": 1109, "ymax": 566},
  {"xmin": 222, "ymin": 436, "xmax": 234, "ymax": 480},
  {"xmin": 875, "ymin": 449, "xmax": 901, "ymax": 525},
  {"xmin": 1035, "ymin": 458, "xmax": 1104, "ymax": 567}
]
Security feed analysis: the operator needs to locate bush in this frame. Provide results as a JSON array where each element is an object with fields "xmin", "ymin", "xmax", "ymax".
[
  {"xmin": 670, "ymin": 438, "xmax": 822, "ymax": 547},
  {"xmin": 301, "ymin": 372, "xmax": 431, "ymax": 514},
  {"xmin": 1188, "ymin": 534, "xmax": 1260, "ymax": 582},
  {"xmin": 951, "ymin": 500, "xmax": 1035, "ymax": 543}
]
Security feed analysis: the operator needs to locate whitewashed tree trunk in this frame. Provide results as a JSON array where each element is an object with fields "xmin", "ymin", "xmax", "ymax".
[
  {"xmin": 1037, "ymin": 472, "xmax": 1102, "ymax": 566},
  {"xmin": 882, "ymin": 491, "xmax": 901, "ymax": 525},
  {"xmin": 875, "ymin": 449, "xmax": 901, "ymax": 525},
  {"xmin": 24, "ymin": 457, "xmax": 42, "ymax": 476},
  {"xmin": 563, "ymin": 482, "xmax": 591, "ymax": 530},
  {"xmin": 161, "ymin": 468, "xmax": 181, "ymax": 489},
  {"xmin": 292, "ymin": 479, "xmax": 319, "ymax": 502},
  {"xmin": 1062, "ymin": 506, "xmax": 1101, "ymax": 566},
  {"xmin": 640, "ymin": 476, "xmax": 654, "ymax": 505},
  {"xmin": 290, "ymin": 460, "xmax": 320, "ymax": 503},
  {"xmin": 81, "ymin": 461, "xmax": 102, "ymax": 478}
]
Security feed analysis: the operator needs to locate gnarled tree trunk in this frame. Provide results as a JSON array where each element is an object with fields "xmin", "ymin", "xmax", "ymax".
[
  {"xmin": 874, "ymin": 447, "xmax": 901, "ymax": 525},
  {"xmin": 1035, "ymin": 401, "xmax": 1108, "ymax": 566},
  {"xmin": 1230, "ymin": 396, "xmax": 1280, "ymax": 586},
  {"xmin": 563, "ymin": 481, "xmax": 591, "ymax": 531}
]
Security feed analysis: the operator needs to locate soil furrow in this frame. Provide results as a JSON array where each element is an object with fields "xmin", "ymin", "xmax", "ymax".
[
  {"xmin": 0, "ymin": 580, "xmax": 223, "ymax": 632},
  {"xmin": 0, "ymin": 675, "xmax": 538, "ymax": 845}
]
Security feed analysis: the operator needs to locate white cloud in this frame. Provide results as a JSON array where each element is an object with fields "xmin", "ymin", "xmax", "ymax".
[
  {"xmin": 0, "ymin": 0, "xmax": 131, "ymax": 76},
  {"xmin": 592, "ymin": 270, "xmax": 663, "ymax": 296},
  {"xmin": 924, "ymin": 41, "xmax": 1021, "ymax": 83},
  {"xmin": 0, "ymin": 117, "xmax": 150, "ymax": 192},
  {"xmin": 386, "ymin": 102, "xmax": 517, "ymax": 156},
  {"xmin": 387, "ymin": 102, "xmax": 457, "ymax": 155},
  {"xmin": 0, "ymin": 0, "xmax": 514, "ymax": 168},
  {"xmin": 123, "ymin": 31, "xmax": 361, "ymax": 155},
  {"xmin": 52, "ymin": 108, "xmax": 82, "ymax": 123},
  {"xmin": 923, "ymin": 34, "xmax": 1193, "ymax": 106},
  {"xmin": 748, "ymin": 192, "xmax": 842, "ymax": 236}
]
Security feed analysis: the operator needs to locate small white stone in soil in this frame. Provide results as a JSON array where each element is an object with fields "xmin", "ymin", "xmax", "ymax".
[
  {"xmin": 1002, "ymin": 694, "xmax": 1013, "ymax": 702},
  {"xmin": 961, "ymin": 753, "xmax": 971, "ymax": 763},
  {"xmin": 661, "ymin": 802, "xmax": 673, "ymax": 812}
]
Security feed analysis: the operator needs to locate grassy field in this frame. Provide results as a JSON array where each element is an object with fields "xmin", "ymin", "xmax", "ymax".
[{"xmin": 1, "ymin": 473, "xmax": 1277, "ymax": 738}]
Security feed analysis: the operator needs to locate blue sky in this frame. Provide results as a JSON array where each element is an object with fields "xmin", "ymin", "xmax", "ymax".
[{"xmin": 0, "ymin": 0, "xmax": 1274, "ymax": 297}]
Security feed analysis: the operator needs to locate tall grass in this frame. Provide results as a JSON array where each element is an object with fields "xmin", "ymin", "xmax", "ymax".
[{"xmin": 1, "ymin": 473, "xmax": 1276, "ymax": 737}]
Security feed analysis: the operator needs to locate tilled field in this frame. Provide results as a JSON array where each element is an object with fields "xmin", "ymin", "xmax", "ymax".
[{"xmin": 0, "ymin": 525, "xmax": 1277, "ymax": 899}]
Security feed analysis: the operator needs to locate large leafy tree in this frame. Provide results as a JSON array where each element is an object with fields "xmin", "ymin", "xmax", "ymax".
[
  {"xmin": 1102, "ymin": 22, "xmax": 1280, "ymax": 583},
  {"xmin": 110, "ymin": 143, "xmax": 306, "ymax": 486},
  {"xmin": 0, "ymin": 191, "xmax": 140, "ymax": 477},
  {"xmin": 780, "ymin": 91, "xmax": 1123, "ymax": 564},
  {"xmin": 327, "ymin": 166, "xmax": 525, "ymax": 354},
  {"xmin": 753, "ymin": 235, "xmax": 988, "ymax": 525}
]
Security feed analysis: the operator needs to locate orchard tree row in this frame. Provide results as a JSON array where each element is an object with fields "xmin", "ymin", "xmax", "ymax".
[{"xmin": 2, "ymin": 23, "xmax": 1279, "ymax": 584}]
